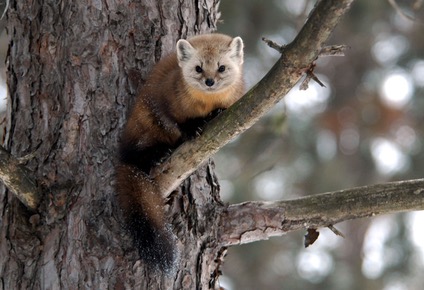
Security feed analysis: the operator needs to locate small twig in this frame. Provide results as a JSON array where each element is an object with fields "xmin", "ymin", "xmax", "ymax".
[
  {"xmin": 319, "ymin": 45, "xmax": 349, "ymax": 57},
  {"xmin": 262, "ymin": 42, "xmax": 345, "ymax": 90},
  {"xmin": 1, "ymin": 0, "xmax": 9, "ymax": 19},
  {"xmin": 388, "ymin": 0, "xmax": 416, "ymax": 22},
  {"xmin": 328, "ymin": 224, "xmax": 345, "ymax": 238},
  {"xmin": 300, "ymin": 63, "xmax": 326, "ymax": 90},
  {"xmin": 299, "ymin": 45, "xmax": 348, "ymax": 90},
  {"xmin": 261, "ymin": 37, "xmax": 285, "ymax": 53},
  {"xmin": 308, "ymin": 71, "xmax": 326, "ymax": 87}
]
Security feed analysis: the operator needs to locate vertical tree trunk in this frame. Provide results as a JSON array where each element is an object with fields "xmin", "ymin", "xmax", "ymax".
[{"xmin": 0, "ymin": 0, "xmax": 224, "ymax": 289}]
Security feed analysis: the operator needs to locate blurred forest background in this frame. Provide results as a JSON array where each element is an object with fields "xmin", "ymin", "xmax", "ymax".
[
  {"xmin": 0, "ymin": 0, "xmax": 422, "ymax": 289},
  {"xmin": 216, "ymin": 0, "xmax": 424, "ymax": 289}
]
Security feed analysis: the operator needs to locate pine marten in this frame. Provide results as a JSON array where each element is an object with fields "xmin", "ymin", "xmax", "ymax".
[{"xmin": 116, "ymin": 33, "xmax": 244, "ymax": 272}]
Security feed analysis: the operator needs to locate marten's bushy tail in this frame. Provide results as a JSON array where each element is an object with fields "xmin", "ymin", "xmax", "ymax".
[{"xmin": 116, "ymin": 164, "xmax": 176, "ymax": 272}]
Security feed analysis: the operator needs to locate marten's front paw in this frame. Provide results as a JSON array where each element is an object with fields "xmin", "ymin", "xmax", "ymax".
[{"xmin": 207, "ymin": 108, "xmax": 225, "ymax": 120}]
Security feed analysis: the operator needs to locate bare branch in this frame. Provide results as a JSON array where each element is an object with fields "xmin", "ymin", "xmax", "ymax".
[
  {"xmin": 0, "ymin": 146, "xmax": 41, "ymax": 210},
  {"xmin": 218, "ymin": 178, "xmax": 424, "ymax": 246},
  {"xmin": 152, "ymin": 0, "xmax": 355, "ymax": 197},
  {"xmin": 261, "ymin": 37, "xmax": 284, "ymax": 53}
]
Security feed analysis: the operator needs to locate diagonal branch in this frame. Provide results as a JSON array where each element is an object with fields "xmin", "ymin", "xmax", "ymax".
[
  {"xmin": 0, "ymin": 146, "xmax": 41, "ymax": 210},
  {"xmin": 152, "ymin": 0, "xmax": 355, "ymax": 198},
  {"xmin": 218, "ymin": 178, "xmax": 424, "ymax": 246}
]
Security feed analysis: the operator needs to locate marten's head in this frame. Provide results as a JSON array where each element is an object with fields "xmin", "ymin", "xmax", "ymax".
[{"xmin": 176, "ymin": 34, "xmax": 244, "ymax": 93}]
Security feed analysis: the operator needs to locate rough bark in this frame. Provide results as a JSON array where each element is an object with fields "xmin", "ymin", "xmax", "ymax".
[{"xmin": 0, "ymin": 0, "xmax": 224, "ymax": 289}]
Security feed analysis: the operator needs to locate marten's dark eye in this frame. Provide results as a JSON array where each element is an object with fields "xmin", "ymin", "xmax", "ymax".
[
  {"xmin": 195, "ymin": 66, "xmax": 203, "ymax": 73},
  {"xmin": 218, "ymin": 65, "xmax": 226, "ymax": 73}
]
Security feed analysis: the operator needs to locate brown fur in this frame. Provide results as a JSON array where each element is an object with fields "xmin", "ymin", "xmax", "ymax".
[{"xmin": 116, "ymin": 33, "xmax": 244, "ymax": 272}]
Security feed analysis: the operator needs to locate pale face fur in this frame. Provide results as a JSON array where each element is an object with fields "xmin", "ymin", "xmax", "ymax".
[{"xmin": 176, "ymin": 34, "xmax": 244, "ymax": 93}]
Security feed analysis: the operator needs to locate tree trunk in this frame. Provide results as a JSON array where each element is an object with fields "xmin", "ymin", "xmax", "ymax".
[{"xmin": 0, "ymin": 0, "xmax": 223, "ymax": 289}]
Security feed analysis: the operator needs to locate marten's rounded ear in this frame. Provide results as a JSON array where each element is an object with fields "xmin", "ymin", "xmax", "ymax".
[
  {"xmin": 229, "ymin": 36, "xmax": 244, "ymax": 65},
  {"xmin": 177, "ymin": 39, "xmax": 195, "ymax": 66}
]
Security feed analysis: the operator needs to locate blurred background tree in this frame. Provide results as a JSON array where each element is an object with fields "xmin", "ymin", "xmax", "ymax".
[{"xmin": 217, "ymin": 0, "xmax": 424, "ymax": 289}]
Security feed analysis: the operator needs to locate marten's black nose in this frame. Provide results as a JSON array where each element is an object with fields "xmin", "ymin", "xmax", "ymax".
[{"xmin": 205, "ymin": 78, "xmax": 215, "ymax": 87}]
